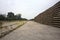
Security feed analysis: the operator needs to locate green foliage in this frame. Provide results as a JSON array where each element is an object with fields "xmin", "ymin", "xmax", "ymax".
[{"xmin": 0, "ymin": 12, "xmax": 27, "ymax": 21}]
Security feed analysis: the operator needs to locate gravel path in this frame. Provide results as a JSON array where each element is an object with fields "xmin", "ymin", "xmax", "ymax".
[{"xmin": 1, "ymin": 21, "xmax": 60, "ymax": 40}]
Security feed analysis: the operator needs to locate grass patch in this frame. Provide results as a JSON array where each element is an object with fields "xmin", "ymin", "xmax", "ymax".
[{"xmin": 0, "ymin": 20, "xmax": 27, "ymax": 38}]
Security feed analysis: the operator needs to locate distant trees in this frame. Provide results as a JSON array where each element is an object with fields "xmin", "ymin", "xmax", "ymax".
[
  {"xmin": 0, "ymin": 12, "xmax": 27, "ymax": 21},
  {"xmin": 30, "ymin": 19, "xmax": 34, "ymax": 21},
  {"xmin": 7, "ymin": 12, "xmax": 22, "ymax": 20},
  {"xmin": 0, "ymin": 14, "xmax": 6, "ymax": 20},
  {"xmin": 14, "ymin": 14, "xmax": 21, "ymax": 20},
  {"xmin": 21, "ymin": 18, "xmax": 27, "ymax": 20},
  {"xmin": 7, "ymin": 12, "xmax": 15, "ymax": 20}
]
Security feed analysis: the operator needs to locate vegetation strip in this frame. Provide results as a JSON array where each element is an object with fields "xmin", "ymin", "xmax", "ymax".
[{"xmin": 0, "ymin": 21, "xmax": 27, "ymax": 38}]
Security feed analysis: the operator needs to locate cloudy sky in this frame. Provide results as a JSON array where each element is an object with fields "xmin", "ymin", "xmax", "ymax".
[{"xmin": 0, "ymin": 0, "xmax": 59, "ymax": 19}]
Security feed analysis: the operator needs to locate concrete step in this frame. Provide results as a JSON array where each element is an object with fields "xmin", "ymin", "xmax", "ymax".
[
  {"xmin": 52, "ymin": 25, "xmax": 60, "ymax": 28},
  {"xmin": 52, "ymin": 22, "xmax": 60, "ymax": 23},
  {"xmin": 52, "ymin": 21, "xmax": 60, "ymax": 23},
  {"xmin": 52, "ymin": 16, "xmax": 60, "ymax": 20},
  {"xmin": 52, "ymin": 23, "xmax": 60, "ymax": 25},
  {"xmin": 51, "ymin": 22, "xmax": 60, "ymax": 25},
  {"xmin": 53, "ymin": 18, "xmax": 60, "ymax": 19},
  {"xmin": 53, "ymin": 17, "xmax": 60, "ymax": 19},
  {"xmin": 51, "ymin": 23, "xmax": 60, "ymax": 27},
  {"xmin": 53, "ymin": 19, "xmax": 60, "ymax": 21}
]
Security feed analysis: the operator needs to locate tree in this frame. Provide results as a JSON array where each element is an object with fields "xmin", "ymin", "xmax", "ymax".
[
  {"xmin": 0, "ymin": 15, "xmax": 6, "ymax": 20},
  {"xmin": 7, "ymin": 12, "xmax": 14, "ymax": 20}
]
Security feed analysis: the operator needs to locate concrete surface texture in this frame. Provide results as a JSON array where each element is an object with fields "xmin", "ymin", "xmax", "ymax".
[
  {"xmin": 34, "ymin": 1, "xmax": 60, "ymax": 27},
  {"xmin": 1, "ymin": 21, "xmax": 60, "ymax": 40}
]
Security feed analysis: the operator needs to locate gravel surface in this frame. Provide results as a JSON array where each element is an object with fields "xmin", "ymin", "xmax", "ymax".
[{"xmin": 1, "ymin": 21, "xmax": 60, "ymax": 40}]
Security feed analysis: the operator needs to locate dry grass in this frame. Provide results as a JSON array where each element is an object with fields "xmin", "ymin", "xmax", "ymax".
[{"xmin": 0, "ymin": 20, "xmax": 27, "ymax": 38}]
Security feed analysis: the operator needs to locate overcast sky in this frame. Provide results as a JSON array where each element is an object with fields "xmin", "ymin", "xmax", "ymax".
[{"xmin": 0, "ymin": 0, "xmax": 59, "ymax": 19}]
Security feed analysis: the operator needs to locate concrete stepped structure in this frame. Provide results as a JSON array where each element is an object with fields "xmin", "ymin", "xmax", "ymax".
[
  {"xmin": 34, "ymin": 1, "xmax": 60, "ymax": 27},
  {"xmin": 52, "ymin": 13, "xmax": 60, "ymax": 27}
]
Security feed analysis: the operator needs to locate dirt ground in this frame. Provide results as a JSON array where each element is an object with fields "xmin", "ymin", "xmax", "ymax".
[
  {"xmin": 0, "ymin": 21, "xmax": 26, "ymax": 38},
  {"xmin": 1, "ymin": 21, "xmax": 60, "ymax": 40}
]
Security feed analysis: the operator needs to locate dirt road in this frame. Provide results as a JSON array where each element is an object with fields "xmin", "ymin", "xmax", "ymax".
[{"xmin": 1, "ymin": 21, "xmax": 60, "ymax": 40}]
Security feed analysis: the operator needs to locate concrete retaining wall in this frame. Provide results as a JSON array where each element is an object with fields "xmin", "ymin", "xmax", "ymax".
[{"xmin": 34, "ymin": 1, "xmax": 60, "ymax": 27}]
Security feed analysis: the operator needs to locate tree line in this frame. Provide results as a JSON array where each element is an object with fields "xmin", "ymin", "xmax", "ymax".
[{"xmin": 0, "ymin": 12, "xmax": 27, "ymax": 21}]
